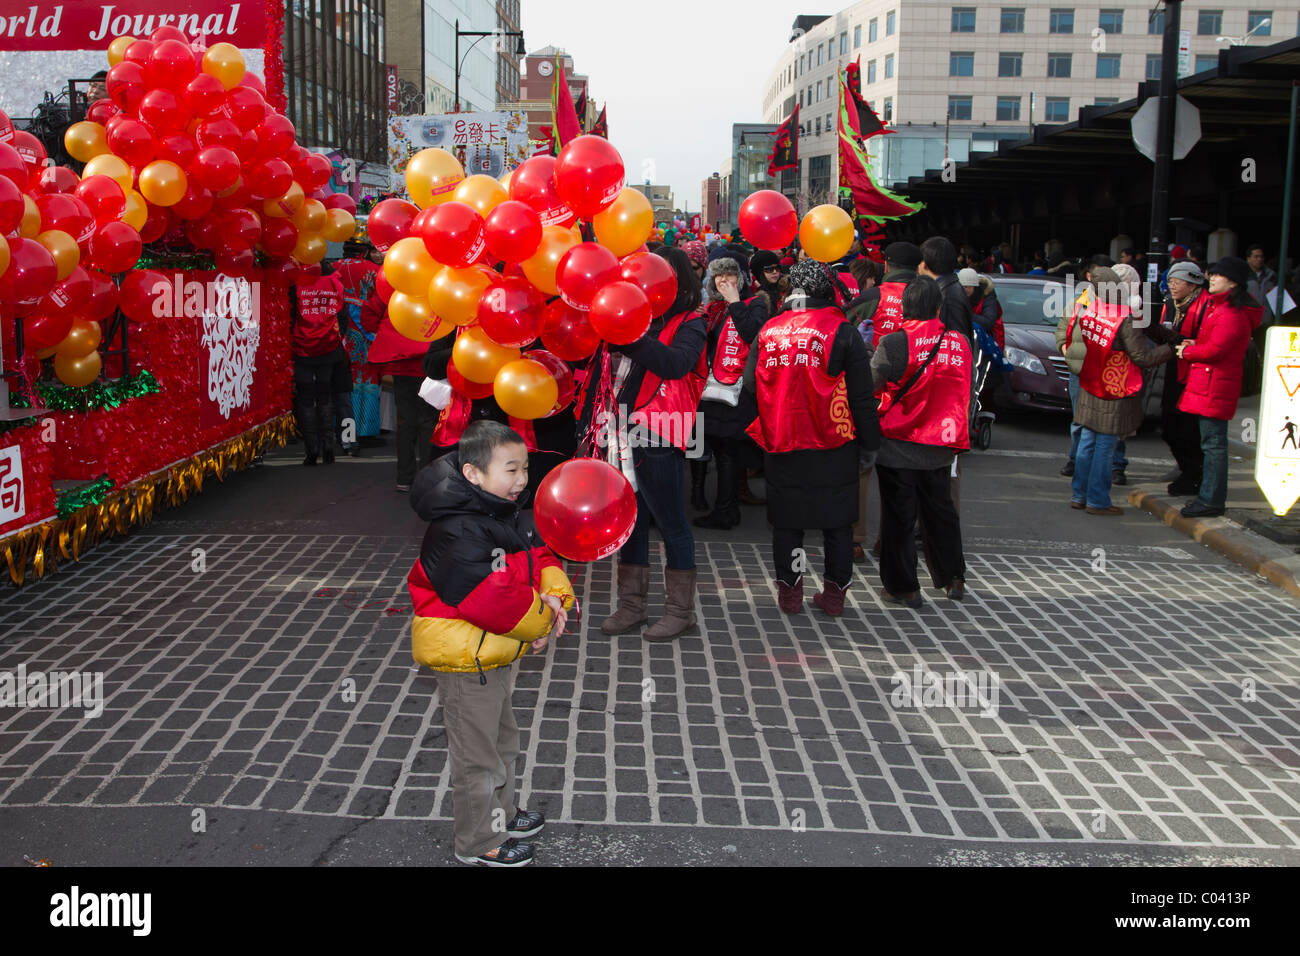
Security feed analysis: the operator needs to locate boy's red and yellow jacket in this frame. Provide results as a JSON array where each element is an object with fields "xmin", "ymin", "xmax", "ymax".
[{"xmin": 407, "ymin": 452, "xmax": 575, "ymax": 675}]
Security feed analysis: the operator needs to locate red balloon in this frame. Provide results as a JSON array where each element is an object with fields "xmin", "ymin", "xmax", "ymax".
[
  {"xmin": 524, "ymin": 348, "xmax": 575, "ymax": 417},
  {"xmin": 74, "ymin": 175, "xmax": 127, "ymax": 224},
  {"xmin": 91, "ymin": 221, "xmax": 143, "ymax": 273},
  {"xmin": 85, "ymin": 269, "xmax": 119, "ymax": 320},
  {"xmin": 171, "ymin": 182, "xmax": 213, "ymax": 220},
  {"xmin": 555, "ymin": 242, "xmax": 620, "ymax": 310},
  {"xmin": 191, "ymin": 146, "xmax": 241, "ymax": 191},
  {"xmin": 554, "ymin": 135, "xmax": 626, "ymax": 220},
  {"xmin": 255, "ymin": 112, "xmax": 296, "ymax": 156},
  {"xmin": 139, "ymin": 87, "xmax": 189, "ymax": 133},
  {"xmin": 0, "ymin": 142, "xmax": 26, "ymax": 189},
  {"xmin": 124, "ymin": 38, "xmax": 154, "ymax": 67},
  {"xmin": 539, "ymin": 298, "xmax": 602, "ymax": 361},
  {"xmin": 215, "ymin": 242, "xmax": 257, "ymax": 277},
  {"xmin": 265, "ymin": 257, "xmax": 301, "ymax": 283},
  {"xmin": 106, "ymin": 61, "xmax": 146, "ymax": 113},
  {"xmin": 418, "ymin": 201, "xmax": 485, "ymax": 267},
  {"xmin": 299, "ymin": 153, "xmax": 333, "ymax": 191},
  {"xmin": 246, "ymin": 158, "xmax": 292, "ymax": 200},
  {"xmin": 367, "ymin": 198, "xmax": 418, "ymax": 252},
  {"xmin": 0, "ymin": 238, "xmax": 58, "ymax": 309},
  {"xmin": 738, "ymin": 189, "xmax": 798, "ymax": 250},
  {"xmin": 259, "ymin": 217, "xmax": 298, "ymax": 256},
  {"xmin": 195, "ymin": 117, "xmax": 241, "ymax": 151},
  {"xmin": 322, "ymin": 192, "xmax": 356, "ymax": 216},
  {"xmin": 212, "ymin": 180, "xmax": 250, "ymax": 210},
  {"xmin": 119, "ymin": 269, "xmax": 171, "ymax": 321},
  {"xmin": 34, "ymin": 165, "xmax": 78, "ymax": 196},
  {"xmin": 447, "ymin": 361, "xmax": 495, "ymax": 400},
  {"xmin": 620, "ymin": 252, "xmax": 678, "ymax": 316},
  {"xmin": 24, "ymin": 309, "xmax": 76, "ymax": 350},
  {"xmin": 139, "ymin": 204, "xmax": 172, "ymax": 243},
  {"xmin": 375, "ymin": 270, "xmax": 394, "ymax": 304},
  {"xmin": 150, "ymin": 39, "xmax": 198, "ymax": 91},
  {"xmin": 37, "ymin": 265, "xmax": 91, "ymax": 315},
  {"xmin": 106, "ymin": 118, "xmax": 158, "ymax": 168},
  {"xmin": 155, "ymin": 131, "xmax": 197, "ymax": 168},
  {"xmin": 86, "ymin": 98, "xmax": 120, "ymax": 125},
  {"xmin": 223, "ymin": 86, "xmax": 266, "ymax": 131},
  {"xmin": 37, "ymin": 193, "xmax": 95, "ymax": 244},
  {"xmin": 184, "ymin": 73, "xmax": 227, "ymax": 119},
  {"xmin": 508, "ymin": 156, "xmax": 577, "ymax": 228},
  {"xmin": 11, "ymin": 130, "xmax": 47, "ymax": 180},
  {"xmin": 238, "ymin": 73, "xmax": 267, "ymax": 96},
  {"xmin": 150, "ymin": 25, "xmax": 189, "ymax": 45},
  {"xmin": 477, "ymin": 276, "xmax": 544, "ymax": 348},
  {"xmin": 483, "ymin": 199, "xmax": 543, "ymax": 263},
  {"xmin": 0, "ymin": 174, "xmax": 23, "ymax": 232},
  {"xmin": 216, "ymin": 207, "xmax": 261, "ymax": 247},
  {"xmin": 185, "ymin": 217, "xmax": 216, "ymax": 249},
  {"xmin": 534, "ymin": 458, "xmax": 638, "ymax": 562},
  {"xmin": 589, "ymin": 281, "xmax": 652, "ymax": 345}
]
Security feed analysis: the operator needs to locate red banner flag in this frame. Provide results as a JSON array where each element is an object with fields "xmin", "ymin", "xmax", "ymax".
[
  {"xmin": 550, "ymin": 56, "xmax": 583, "ymax": 155},
  {"xmin": 767, "ymin": 104, "xmax": 799, "ymax": 177}
]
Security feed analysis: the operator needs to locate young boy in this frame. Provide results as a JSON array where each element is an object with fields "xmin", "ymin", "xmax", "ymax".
[{"xmin": 407, "ymin": 420, "xmax": 575, "ymax": 866}]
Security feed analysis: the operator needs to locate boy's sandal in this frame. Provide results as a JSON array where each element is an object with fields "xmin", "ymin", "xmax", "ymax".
[{"xmin": 456, "ymin": 838, "xmax": 534, "ymax": 867}]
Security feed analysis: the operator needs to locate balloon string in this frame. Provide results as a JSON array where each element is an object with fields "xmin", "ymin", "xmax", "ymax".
[{"xmin": 575, "ymin": 343, "xmax": 613, "ymax": 460}]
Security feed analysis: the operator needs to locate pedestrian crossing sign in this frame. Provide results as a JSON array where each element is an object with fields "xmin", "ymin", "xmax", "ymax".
[{"xmin": 1256, "ymin": 326, "xmax": 1300, "ymax": 515}]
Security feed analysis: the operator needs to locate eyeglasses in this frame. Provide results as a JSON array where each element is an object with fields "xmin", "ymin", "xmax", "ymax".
[{"xmin": 763, "ymin": 266, "xmax": 781, "ymax": 274}]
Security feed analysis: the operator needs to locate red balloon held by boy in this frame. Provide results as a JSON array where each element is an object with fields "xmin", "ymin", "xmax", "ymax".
[{"xmin": 533, "ymin": 458, "xmax": 638, "ymax": 562}]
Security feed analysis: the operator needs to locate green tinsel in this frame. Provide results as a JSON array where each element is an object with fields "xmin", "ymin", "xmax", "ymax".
[
  {"xmin": 56, "ymin": 474, "xmax": 115, "ymax": 518},
  {"xmin": 34, "ymin": 370, "xmax": 161, "ymax": 414}
]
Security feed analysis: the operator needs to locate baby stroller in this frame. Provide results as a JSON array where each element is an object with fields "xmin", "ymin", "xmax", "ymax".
[{"xmin": 970, "ymin": 324, "xmax": 1013, "ymax": 451}]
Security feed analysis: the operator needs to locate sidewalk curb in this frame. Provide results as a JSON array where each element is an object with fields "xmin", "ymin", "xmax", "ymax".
[{"xmin": 1128, "ymin": 485, "xmax": 1300, "ymax": 600}]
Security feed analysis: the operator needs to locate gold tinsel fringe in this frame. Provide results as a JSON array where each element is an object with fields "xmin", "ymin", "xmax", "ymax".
[{"xmin": 1, "ymin": 413, "xmax": 295, "ymax": 587}]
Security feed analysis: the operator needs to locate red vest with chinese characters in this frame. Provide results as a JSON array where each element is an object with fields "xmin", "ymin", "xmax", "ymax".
[
  {"xmin": 1070, "ymin": 302, "xmax": 1143, "ymax": 399},
  {"xmin": 630, "ymin": 310, "xmax": 708, "ymax": 452},
  {"xmin": 878, "ymin": 318, "xmax": 972, "ymax": 450},
  {"xmin": 292, "ymin": 274, "xmax": 345, "ymax": 357},
  {"xmin": 871, "ymin": 280, "xmax": 907, "ymax": 346},
  {"xmin": 745, "ymin": 308, "xmax": 856, "ymax": 454},
  {"xmin": 709, "ymin": 297, "xmax": 759, "ymax": 385}
]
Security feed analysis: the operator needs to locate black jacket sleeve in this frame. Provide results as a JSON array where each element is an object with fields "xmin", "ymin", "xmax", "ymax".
[
  {"xmin": 619, "ymin": 314, "xmax": 707, "ymax": 380},
  {"xmin": 730, "ymin": 296, "xmax": 770, "ymax": 343},
  {"xmin": 829, "ymin": 324, "xmax": 881, "ymax": 453},
  {"xmin": 422, "ymin": 332, "xmax": 456, "ymax": 379}
]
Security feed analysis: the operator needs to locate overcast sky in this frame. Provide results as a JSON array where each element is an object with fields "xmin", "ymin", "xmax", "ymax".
[{"xmin": 520, "ymin": 0, "xmax": 799, "ymax": 213}]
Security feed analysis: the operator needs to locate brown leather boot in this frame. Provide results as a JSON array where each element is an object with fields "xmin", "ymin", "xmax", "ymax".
[
  {"xmin": 600, "ymin": 563, "xmax": 650, "ymax": 635},
  {"xmin": 643, "ymin": 568, "xmax": 698, "ymax": 642}
]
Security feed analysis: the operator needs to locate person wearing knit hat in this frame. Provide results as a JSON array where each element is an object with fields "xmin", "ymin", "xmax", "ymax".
[
  {"xmin": 1147, "ymin": 257, "xmax": 1211, "ymax": 495},
  {"xmin": 741, "ymin": 257, "xmax": 881, "ymax": 617},
  {"xmin": 957, "ymin": 268, "xmax": 980, "ymax": 289},
  {"xmin": 1171, "ymin": 255, "xmax": 1264, "ymax": 517}
]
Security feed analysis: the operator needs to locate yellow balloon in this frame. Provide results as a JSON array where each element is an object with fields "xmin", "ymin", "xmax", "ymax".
[
  {"xmin": 292, "ymin": 198, "xmax": 327, "ymax": 234},
  {"xmin": 54, "ymin": 350, "xmax": 102, "ymax": 387},
  {"xmin": 56, "ymin": 317, "xmax": 103, "ymax": 358},
  {"xmin": 83, "ymin": 153, "xmax": 133, "ymax": 192},
  {"xmin": 19, "ymin": 195, "xmax": 40, "ymax": 238},
  {"xmin": 36, "ymin": 230, "xmax": 80, "ymax": 281},
  {"xmin": 65, "ymin": 122, "xmax": 109, "ymax": 163},
  {"xmin": 593, "ymin": 187, "xmax": 654, "ymax": 258},
  {"xmin": 405, "ymin": 148, "xmax": 464, "ymax": 209},
  {"xmin": 107, "ymin": 36, "xmax": 136, "ymax": 67},
  {"xmin": 294, "ymin": 232, "xmax": 328, "ymax": 265},
  {"xmin": 138, "ymin": 161, "xmax": 188, "ymax": 207},
  {"xmin": 453, "ymin": 326, "xmax": 520, "ymax": 384},
  {"xmin": 494, "ymin": 358, "xmax": 559, "ymax": 420},
  {"xmin": 0, "ymin": 234, "xmax": 9, "ymax": 279},
  {"xmin": 202, "ymin": 42, "xmax": 246, "ymax": 90},
  {"xmin": 499, "ymin": 168, "xmax": 514, "ymax": 192},
  {"xmin": 388, "ymin": 292, "xmax": 446, "ymax": 342},
  {"xmin": 428, "ymin": 265, "xmax": 493, "ymax": 327},
  {"xmin": 798, "ymin": 204, "xmax": 855, "ymax": 263},
  {"xmin": 521, "ymin": 225, "xmax": 579, "ymax": 297},
  {"xmin": 120, "ymin": 190, "xmax": 147, "ymax": 231},
  {"xmin": 383, "ymin": 237, "xmax": 440, "ymax": 296},
  {"xmin": 321, "ymin": 207, "xmax": 356, "ymax": 243},
  {"xmin": 453, "ymin": 174, "xmax": 509, "ymax": 217},
  {"xmin": 264, "ymin": 181, "xmax": 305, "ymax": 219}
]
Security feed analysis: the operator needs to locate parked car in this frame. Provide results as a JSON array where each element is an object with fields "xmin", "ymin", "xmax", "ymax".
[{"xmin": 982, "ymin": 275, "xmax": 1072, "ymax": 414}]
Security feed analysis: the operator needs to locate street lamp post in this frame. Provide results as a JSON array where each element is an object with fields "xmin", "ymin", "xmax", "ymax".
[
  {"xmin": 454, "ymin": 19, "xmax": 526, "ymax": 112},
  {"xmin": 1216, "ymin": 17, "xmax": 1271, "ymax": 46}
]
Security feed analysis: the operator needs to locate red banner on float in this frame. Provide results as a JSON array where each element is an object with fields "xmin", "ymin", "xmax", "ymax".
[{"xmin": 0, "ymin": 2, "xmax": 266, "ymax": 51}]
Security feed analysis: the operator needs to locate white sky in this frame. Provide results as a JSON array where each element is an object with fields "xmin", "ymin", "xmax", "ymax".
[{"xmin": 521, "ymin": 0, "xmax": 799, "ymax": 213}]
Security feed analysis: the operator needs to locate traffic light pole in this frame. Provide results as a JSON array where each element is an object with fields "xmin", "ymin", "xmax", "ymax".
[{"xmin": 1147, "ymin": 0, "xmax": 1182, "ymax": 286}]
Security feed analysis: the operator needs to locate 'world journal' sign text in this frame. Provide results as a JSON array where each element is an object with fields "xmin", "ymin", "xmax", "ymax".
[{"xmin": 0, "ymin": 3, "xmax": 266, "ymax": 50}]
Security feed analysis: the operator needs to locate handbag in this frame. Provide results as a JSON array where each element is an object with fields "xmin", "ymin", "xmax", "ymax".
[{"xmin": 701, "ymin": 372, "xmax": 743, "ymax": 407}]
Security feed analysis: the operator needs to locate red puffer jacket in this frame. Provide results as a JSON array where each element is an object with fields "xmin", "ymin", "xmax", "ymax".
[{"xmin": 1176, "ymin": 291, "xmax": 1263, "ymax": 420}]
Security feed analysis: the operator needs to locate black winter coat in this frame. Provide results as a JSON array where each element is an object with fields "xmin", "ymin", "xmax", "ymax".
[{"xmin": 701, "ymin": 293, "xmax": 770, "ymax": 439}]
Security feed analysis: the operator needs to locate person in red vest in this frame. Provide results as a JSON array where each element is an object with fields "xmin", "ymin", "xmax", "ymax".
[
  {"xmin": 871, "ymin": 276, "xmax": 973, "ymax": 608},
  {"xmin": 597, "ymin": 247, "xmax": 709, "ymax": 641},
  {"xmin": 743, "ymin": 259, "xmax": 881, "ymax": 617},
  {"xmin": 291, "ymin": 263, "xmax": 349, "ymax": 466},
  {"xmin": 1064, "ymin": 267, "xmax": 1173, "ymax": 515}
]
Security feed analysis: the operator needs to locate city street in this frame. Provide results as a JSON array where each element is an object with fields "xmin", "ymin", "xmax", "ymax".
[{"xmin": 3, "ymin": 412, "xmax": 1298, "ymax": 867}]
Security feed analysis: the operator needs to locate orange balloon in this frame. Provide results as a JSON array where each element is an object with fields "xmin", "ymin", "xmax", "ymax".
[
  {"xmin": 321, "ymin": 207, "xmax": 356, "ymax": 243},
  {"xmin": 107, "ymin": 35, "xmax": 135, "ymax": 67},
  {"xmin": 453, "ymin": 326, "xmax": 520, "ymax": 384},
  {"xmin": 405, "ymin": 148, "xmax": 464, "ymax": 209},
  {"xmin": 593, "ymin": 187, "xmax": 654, "ymax": 258},
  {"xmin": 521, "ymin": 225, "xmax": 579, "ymax": 297},
  {"xmin": 388, "ymin": 292, "xmax": 447, "ymax": 342},
  {"xmin": 428, "ymin": 264, "xmax": 493, "ymax": 327},
  {"xmin": 494, "ymin": 358, "xmax": 559, "ymax": 420},
  {"xmin": 36, "ymin": 345, "xmax": 59, "ymax": 360},
  {"xmin": 293, "ymin": 232, "xmax": 328, "ymax": 265},
  {"xmin": 453, "ymin": 174, "xmax": 509, "ymax": 217},
  {"xmin": 264, "ymin": 181, "xmax": 306, "ymax": 219},
  {"xmin": 202, "ymin": 42, "xmax": 246, "ymax": 90},
  {"xmin": 19, "ymin": 195, "xmax": 40, "ymax": 237},
  {"xmin": 139, "ymin": 160, "xmax": 188, "ymax": 207},
  {"xmin": 499, "ymin": 168, "xmax": 515, "ymax": 192},
  {"xmin": 36, "ymin": 230, "xmax": 80, "ymax": 280},
  {"xmin": 84, "ymin": 153, "xmax": 133, "ymax": 192},
  {"xmin": 56, "ymin": 318, "xmax": 103, "ymax": 358},
  {"xmin": 292, "ymin": 198, "xmax": 327, "ymax": 234},
  {"xmin": 798, "ymin": 204, "xmax": 855, "ymax": 262},
  {"xmin": 383, "ymin": 237, "xmax": 440, "ymax": 296},
  {"xmin": 120, "ymin": 190, "xmax": 147, "ymax": 231},
  {"xmin": 54, "ymin": 350, "xmax": 102, "ymax": 386},
  {"xmin": 0, "ymin": 234, "xmax": 8, "ymax": 279},
  {"xmin": 65, "ymin": 121, "xmax": 109, "ymax": 163}
]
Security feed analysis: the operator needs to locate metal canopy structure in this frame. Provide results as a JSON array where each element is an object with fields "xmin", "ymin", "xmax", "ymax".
[{"xmin": 889, "ymin": 36, "xmax": 1300, "ymax": 260}]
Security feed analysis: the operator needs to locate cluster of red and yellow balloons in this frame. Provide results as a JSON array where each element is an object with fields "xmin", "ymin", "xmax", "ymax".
[{"xmin": 737, "ymin": 189, "xmax": 855, "ymax": 262}]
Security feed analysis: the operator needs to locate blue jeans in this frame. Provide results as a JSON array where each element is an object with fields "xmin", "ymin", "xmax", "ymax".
[
  {"xmin": 1197, "ymin": 417, "xmax": 1229, "ymax": 509},
  {"xmin": 1071, "ymin": 428, "xmax": 1119, "ymax": 509},
  {"xmin": 620, "ymin": 445, "xmax": 696, "ymax": 570},
  {"xmin": 1068, "ymin": 373, "xmax": 1128, "ymax": 470}
]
